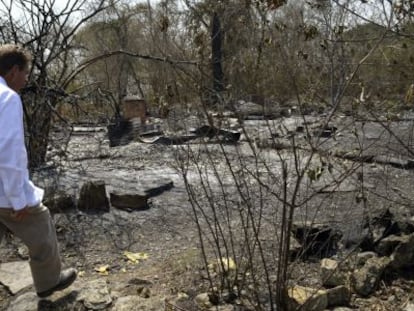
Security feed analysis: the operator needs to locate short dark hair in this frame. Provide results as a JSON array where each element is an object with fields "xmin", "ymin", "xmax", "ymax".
[{"xmin": 0, "ymin": 44, "xmax": 31, "ymax": 75}]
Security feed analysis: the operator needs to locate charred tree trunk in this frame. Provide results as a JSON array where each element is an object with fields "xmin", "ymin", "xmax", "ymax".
[
  {"xmin": 22, "ymin": 88, "xmax": 57, "ymax": 169},
  {"xmin": 211, "ymin": 12, "xmax": 224, "ymax": 97}
]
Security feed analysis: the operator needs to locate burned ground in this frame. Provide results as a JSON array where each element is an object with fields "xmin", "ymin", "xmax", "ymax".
[{"xmin": 1, "ymin": 107, "xmax": 414, "ymax": 310}]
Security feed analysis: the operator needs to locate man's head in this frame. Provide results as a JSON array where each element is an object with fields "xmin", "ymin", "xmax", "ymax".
[{"xmin": 0, "ymin": 44, "xmax": 31, "ymax": 92}]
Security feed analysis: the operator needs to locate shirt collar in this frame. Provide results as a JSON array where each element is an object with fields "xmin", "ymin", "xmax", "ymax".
[{"xmin": 0, "ymin": 76, "xmax": 7, "ymax": 86}]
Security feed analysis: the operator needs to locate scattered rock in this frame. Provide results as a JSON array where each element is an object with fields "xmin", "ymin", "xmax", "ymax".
[
  {"xmin": 320, "ymin": 258, "xmax": 347, "ymax": 287},
  {"xmin": 43, "ymin": 191, "xmax": 76, "ymax": 213},
  {"xmin": 208, "ymin": 257, "xmax": 237, "ymax": 275},
  {"xmin": 359, "ymin": 208, "xmax": 414, "ymax": 253},
  {"xmin": 222, "ymin": 291, "xmax": 237, "ymax": 303},
  {"xmin": 17, "ymin": 245, "xmax": 29, "ymax": 260},
  {"xmin": 287, "ymin": 285, "xmax": 328, "ymax": 311},
  {"xmin": 404, "ymin": 302, "xmax": 414, "ymax": 311},
  {"xmin": 351, "ymin": 256, "xmax": 390, "ymax": 297},
  {"xmin": 355, "ymin": 251, "xmax": 378, "ymax": 267},
  {"xmin": 165, "ymin": 294, "xmax": 198, "ymax": 311},
  {"xmin": 78, "ymin": 180, "xmax": 110, "ymax": 212},
  {"xmin": 137, "ymin": 286, "xmax": 151, "ymax": 298},
  {"xmin": 195, "ymin": 292, "xmax": 213, "ymax": 309},
  {"xmin": 359, "ymin": 209, "xmax": 394, "ymax": 251},
  {"xmin": 392, "ymin": 218, "xmax": 414, "ymax": 235},
  {"xmin": 326, "ymin": 285, "xmax": 350, "ymax": 307},
  {"xmin": 292, "ymin": 221, "xmax": 342, "ymax": 258},
  {"xmin": 7, "ymin": 292, "xmax": 38, "ymax": 311},
  {"xmin": 375, "ymin": 234, "xmax": 406, "ymax": 256},
  {"xmin": 77, "ymin": 279, "xmax": 112, "ymax": 310},
  {"xmin": 389, "ymin": 233, "xmax": 414, "ymax": 269},
  {"xmin": 112, "ymin": 296, "xmax": 141, "ymax": 311}
]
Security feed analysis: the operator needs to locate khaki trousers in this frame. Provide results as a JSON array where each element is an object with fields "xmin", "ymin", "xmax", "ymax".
[{"xmin": 0, "ymin": 204, "xmax": 61, "ymax": 293}]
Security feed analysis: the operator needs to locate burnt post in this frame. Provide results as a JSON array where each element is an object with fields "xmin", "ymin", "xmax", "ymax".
[{"xmin": 211, "ymin": 12, "xmax": 224, "ymax": 97}]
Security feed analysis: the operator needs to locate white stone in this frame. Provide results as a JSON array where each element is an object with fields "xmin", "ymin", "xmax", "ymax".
[
  {"xmin": 404, "ymin": 302, "xmax": 414, "ymax": 311},
  {"xmin": 321, "ymin": 258, "xmax": 347, "ymax": 287},
  {"xmin": 287, "ymin": 285, "xmax": 328, "ymax": 311},
  {"xmin": 77, "ymin": 279, "xmax": 112, "ymax": 310},
  {"xmin": 195, "ymin": 292, "xmax": 213, "ymax": 309},
  {"xmin": 0, "ymin": 261, "xmax": 32, "ymax": 294}
]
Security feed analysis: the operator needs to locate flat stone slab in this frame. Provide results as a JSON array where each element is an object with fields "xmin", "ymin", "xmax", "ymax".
[
  {"xmin": 110, "ymin": 191, "xmax": 149, "ymax": 211},
  {"xmin": 142, "ymin": 178, "xmax": 174, "ymax": 197},
  {"xmin": 0, "ymin": 261, "xmax": 32, "ymax": 294},
  {"xmin": 108, "ymin": 178, "xmax": 174, "ymax": 212},
  {"xmin": 112, "ymin": 295, "xmax": 164, "ymax": 311},
  {"xmin": 7, "ymin": 292, "xmax": 38, "ymax": 311}
]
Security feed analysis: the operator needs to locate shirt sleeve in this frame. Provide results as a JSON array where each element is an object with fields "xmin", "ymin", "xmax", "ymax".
[{"xmin": 0, "ymin": 92, "xmax": 28, "ymax": 210}]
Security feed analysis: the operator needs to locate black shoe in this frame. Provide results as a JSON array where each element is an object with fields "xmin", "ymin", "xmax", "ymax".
[{"xmin": 37, "ymin": 268, "xmax": 77, "ymax": 298}]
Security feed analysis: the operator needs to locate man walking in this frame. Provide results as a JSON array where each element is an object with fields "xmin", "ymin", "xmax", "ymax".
[{"xmin": 0, "ymin": 44, "xmax": 76, "ymax": 298}]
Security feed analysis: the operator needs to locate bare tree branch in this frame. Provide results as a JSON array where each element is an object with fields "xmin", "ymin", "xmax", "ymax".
[{"xmin": 62, "ymin": 49, "xmax": 198, "ymax": 89}]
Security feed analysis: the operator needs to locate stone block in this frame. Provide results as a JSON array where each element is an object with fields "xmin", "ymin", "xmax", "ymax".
[
  {"xmin": 78, "ymin": 180, "xmax": 110, "ymax": 212},
  {"xmin": 287, "ymin": 285, "xmax": 328, "ymax": 311},
  {"xmin": 326, "ymin": 285, "xmax": 350, "ymax": 307},
  {"xmin": 321, "ymin": 258, "xmax": 347, "ymax": 287},
  {"xmin": 110, "ymin": 191, "xmax": 149, "ymax": 212}
]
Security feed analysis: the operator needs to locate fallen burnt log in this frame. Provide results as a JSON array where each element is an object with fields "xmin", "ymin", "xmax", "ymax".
[
  {"xmin": 107, "ymin": 118, "xmax": 162, "ymax": 147},
  {"xmin": 190, "ymin": 125, "xmax": 241, "ymax": 143},
  {"xmin": 334, "ymin": 151, "xmax": 414, "ymax": 170},
  {"xmin": 138, "ymin": 135, "xmax": 198, "ymax": 145},
  {"xmin": 108, "ymin": 120, "xmax": 240, "ymax": 147},
  {"xmin": 256, "ymin": 139, "xmax": 414, "ymax": 171}
]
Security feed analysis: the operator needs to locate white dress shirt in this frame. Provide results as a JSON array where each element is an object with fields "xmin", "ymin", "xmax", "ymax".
[{"xmin": 0, "ymin": 76, "xmax": 43, "ymax": 210}]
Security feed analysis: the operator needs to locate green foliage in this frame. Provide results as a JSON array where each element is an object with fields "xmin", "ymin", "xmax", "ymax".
[{"xmin": 306, "ymin": 166, "xmax": 324, "ymax": 182}]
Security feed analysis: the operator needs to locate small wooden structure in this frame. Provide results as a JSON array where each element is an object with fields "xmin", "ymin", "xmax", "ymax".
[{"xmin": 122, "ymin": 95, "xmax": 147, "ymax": 124}]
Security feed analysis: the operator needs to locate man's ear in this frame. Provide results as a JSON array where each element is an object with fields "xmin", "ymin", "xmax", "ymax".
[
  {"xmin": 4, "ymin": 65, "xmax": 18, "ymax": 79},
  {"xmin": 9, "ymin": 65, "xmax": 19, "ymax": 76},
  {"xmin": 3, "ymin": 65, "xmax": 20, "ymax": 90}
]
